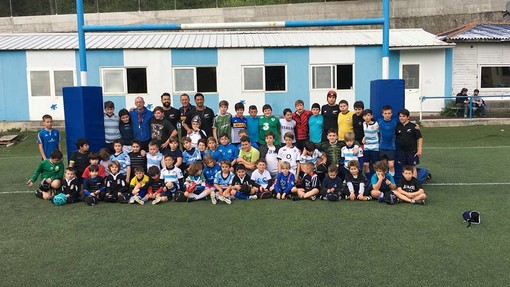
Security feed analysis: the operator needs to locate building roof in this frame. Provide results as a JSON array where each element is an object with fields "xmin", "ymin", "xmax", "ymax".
[
  {"xmin": 439, "ymin": 22, "xmax": 510, "ymax": 42},
  {"xmin": 0, "ymin": 29, "xmax": 453, "ymax": 51}
]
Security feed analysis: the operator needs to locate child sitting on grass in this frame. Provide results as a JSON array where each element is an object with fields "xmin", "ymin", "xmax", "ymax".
[
  {"xmin": 83, "ymin": 165, "xmax": 105, "ymax": 205},
  {"xmin": 370, "ymin": 160, "xmax": 397, "ymax": 204},
  {"xmin": 342, "ymin": 160, "xmax": 369, "ymax": 201},
  {"xmin": 183, "ymin": 162, "xmax": 211, "ymax": 202},
  {"xmin": 230, "ymin": 164, "xmax": 258, "ymax": 200},
  {"xmin": 291, "ymin": 162, "xmax": 319, "ymax": 201},
  {"xmin": 59, "ymin": 167, "xmax": 81, "ymax": 204},
  {"xmin": 270, "ymin": 161, "xmax": 295, "ymax": 200},
  {"xmin": 145, "ymin": 166, "xmax": 167, "ymax": 205},
  {"xmin": 212, "ymin": 160, "xmax": 234, "ymax": 205},
  {"xmin": 394, "ymin": 166, "xmax": 426, "ymax": 205},
  {"xmin": 129, "ymin": 166, "xmax": 149, "ymax": 205},
  {"xmin": 320, "ymin": 164, "xmax": 343, "ymax": 201},
  {"xmin": 28, "ymin": 149, "xmax": 64, "ymax": 200},
  {"xmin": 104, "ymin": 160, "xmax": 128, "ymax": 203},
  {"xmin": 160, "ymin": 154, "xmax": 184, "ymax": 202}
]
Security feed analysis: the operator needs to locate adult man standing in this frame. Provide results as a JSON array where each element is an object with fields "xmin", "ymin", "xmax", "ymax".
[
  {"xmin": 160, "ymin": 92, "xmax": 180, "ymax": 130},
  {"xmin": 179, "ymin": 93, "xmax": 195, "ymax": 137},
  {"xmin": 321, "ymin": 90, "xmax": 339, "ymax": 142},
  {"xmin": 130, "ymin": 96, "xmax": 153, "ymax": 150},
  {"xmin": 182, "ymin": 93, "xmax": 215, "ymax": 137}
]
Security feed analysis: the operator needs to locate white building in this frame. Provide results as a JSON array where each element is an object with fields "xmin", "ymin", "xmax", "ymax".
[
  {"xmin": 0, "ymin": 29, "xmax": 453, "ymax": 121},
  {"xmin": 440, "ymin": 22, "xmax": 510, "ymax": 98}
]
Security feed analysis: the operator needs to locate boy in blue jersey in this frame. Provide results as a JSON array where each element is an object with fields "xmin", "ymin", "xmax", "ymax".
[
  {"xmin": 212, "ymin": 160, "xmax": 234, "ymax": 204},
  {"xmin": 308, "ymin": 103, "xmax": 323, "ymax": 144},
  {"xmin": 104, "ymin": 101, "xmax": 121, "ymax": 152},
  {"xmin": 109, "ymin": 139, "xmax": 131, "ymax": 184},
  {"xmin": 370, "ymin": 160, "xmax": 397, "ymax": 204},
  {"xmin": 270, "ymin": 161, "xmax": 295, "ymax": 200},
  {"xmin": 146, "ymin": 141, "xmax": 164, "ymax": 170},
  {"xmin": 231, "ymin": 102, "xmax": 248, "ymax": 146},
  {"xmin": 378, "ymin": 105, "xmax": 397, "ymax": 175},
  {"xmin": 37, "ymin": 114, "xmax": 61, "ymax": 160},
  {"xmin": 203, "ymin": 137, "xmax": 222, "ymax": 163},
  {"xmin": 118, "ymin": 108, "xmax": 134, "ymax": 153},
  {"xmin": 181, "ymin": 136, "xmax": 201, "ymax": 172},
  {"xmin": 246, "ymin": 105, "xmax": 260, "ymax": 145},
  {"xmin": 218, "ymin": 133, "xmax": 238, "ymax": 170},
  {"xmin": 202, "ymin": 155, "xmax": 221, "ymax": 189}
]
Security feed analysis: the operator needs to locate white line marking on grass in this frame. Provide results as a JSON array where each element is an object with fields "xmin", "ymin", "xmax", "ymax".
[
  {"xmin": 425, "ymin": 146, "xmax": 510, "ymax": 150},
  {"xmin": 0, "ymin": 190, "xmax": 34, "ymax": 195},
  {"xmin": 0, "ymin": 156, "xmax": 40, "ymax": 160},
  {"xmin": 426, "ymin": 182, "xmax": 510, "ymax": 186}
]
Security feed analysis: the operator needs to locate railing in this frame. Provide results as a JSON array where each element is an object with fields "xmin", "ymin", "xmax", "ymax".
[
  {"xmin": 418, "ymin": 94, "xmax": 510, "ymax": 121},
  {"xmin": 0, "ymin": 0, "xmax": 344, "ymax": 17}
]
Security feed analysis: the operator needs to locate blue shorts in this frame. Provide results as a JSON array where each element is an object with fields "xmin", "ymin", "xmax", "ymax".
[
  {"xmin": 363, "ymin": 150, "xmax": 380, "ymax": 164},
  {"xmin": 398, "ymin": 152, "xmax": 420, "ymax": 166},
  {"xmin": 379, "ymin": 149, "xmax": 395, "ymax": 161}
]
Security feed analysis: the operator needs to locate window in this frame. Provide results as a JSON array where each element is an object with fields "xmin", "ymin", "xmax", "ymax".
[
  {"xmin": 402, "ymin": 64, "xmax": 420, "ymax": 89},
  {"xmin": 30, "ymin": 70, "xmax": 75, "ymax": 97},
  {"xmin": 243, "ymin": 65, "xmax": 286, "ymax": 92},
  {"xmin": 173, "ymin": 67, "xmax": 217, "ymax": 93},
  {"xmin": 311, "ymin": 64, "xmax": 353, "ymax": 90},
  {"xmin": 480, "ymin": 66, "xmax": 510, "ymax": 88},
  {"xmin": 101, "ymin": 67, "xmax": 147, "ymax": 95}
]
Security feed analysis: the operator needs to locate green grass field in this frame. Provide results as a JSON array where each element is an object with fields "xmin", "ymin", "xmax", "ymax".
[{"xmin": 1, "ymin": 126, "xmax": 510, "ymax": 287}]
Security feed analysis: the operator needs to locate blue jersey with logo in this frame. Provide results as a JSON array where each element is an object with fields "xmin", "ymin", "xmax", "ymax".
[
  {"xmin": 37, "ymin": 128, "xmax": 60, "ymax": 159},
  {"xmin": 378, "ymin": 119, "xmax": 397, "ymax": 150}
]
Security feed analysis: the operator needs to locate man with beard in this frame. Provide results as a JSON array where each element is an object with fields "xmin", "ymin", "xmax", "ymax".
[
  {"xmin": 179, "ymin": 93, "xmax": 195, "ymax": 137},
  {"xmin": 160, "ymin": 92, "xmax": 180, "ymax": 130},
  {"xmin": 182, "ymin": 93, "xmax": 215, "ymax": 138},
  {"xmin": 321, "ymin": 90, "xmax": 339, "ymax": 142}
]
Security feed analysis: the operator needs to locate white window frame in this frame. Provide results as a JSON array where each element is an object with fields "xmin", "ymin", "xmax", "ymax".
[
  {"xmin": 101, "ymin": 67, "xmax": 149, "ymax": 95},
  {"xmin": 478, "ymin": 64, "xmax": 510, "ymax": 91},
  {"xmin": 401, "ymin": 64, "xmax": 421, "ymax": 90},
  {"xmin": 172, "ymin": 67, "xmax": 197, "ymax": 94},
  {"xmin": 27, "ymin": 69, "xmax": 76, "ymax": 98},
  {"xmin": 242, "ymin": 65, "xmax": 287, "ymax": 92},
  {"xmin": 310, "ymin": 64, "xmax": 354, "ymax": 91}
]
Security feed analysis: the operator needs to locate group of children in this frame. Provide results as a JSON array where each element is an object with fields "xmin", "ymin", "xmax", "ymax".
[{"xmin": 29, "ymin": 94, "xmax": 426, "ymax": 206}]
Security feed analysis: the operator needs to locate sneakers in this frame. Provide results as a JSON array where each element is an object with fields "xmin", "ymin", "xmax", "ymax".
[
  {"xmin": 249, "ymin": 195, "xmax": 258, "ymax": 200},
  {"xmin": 210, "ymin": 192, "xmax": 218, "ymax": 205},
  {"xmin": 152, "ymin": 196, "xmax": 162, "ymax": 205},
  {"xmin": 413, "ymin": 199, "xmax": 425, "ymax": 205},
  {"xmin": 310, "ymin": 195, "xmax": 317, "ymax": 201},
  {"xmin": 361, "ymin": 196, "xmax": 372, "ymax": 201},
  {"xmin": 129, "ymin": 196, "xmax": 136, "ymax": 204},
  {"xmin": 224, "ymin": 197, "xmax": 232, "ymax": 205},
  {"xmin": 133, "ymin": 196, "xmax": 144, "ymax": 205}
]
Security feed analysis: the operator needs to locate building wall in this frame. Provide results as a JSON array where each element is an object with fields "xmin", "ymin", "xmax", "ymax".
[
  {"xmin": 400, "ymin": 49, "xmax": 447, "ymax": 112},
  {"xmin": 4, "ymin": 46, "xmax": 449, "ymax": 121},
  {"xmin": 0, "ymin": 51, "xmax": 29, "ymax": 121},
  {"xmin": 452, "ymin": 43, "xmax": 510, "ymax": 99}
]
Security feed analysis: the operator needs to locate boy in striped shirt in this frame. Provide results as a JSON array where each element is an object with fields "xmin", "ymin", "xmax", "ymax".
[
  {"xmin": 362, "ymin": 109, "xmax": 379, "ymax": 175},
  {"xmin": 104, "ymin": 101, "xmax": 121, "ymax": 152}
]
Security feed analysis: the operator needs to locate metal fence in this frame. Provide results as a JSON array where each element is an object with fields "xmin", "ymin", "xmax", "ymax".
[
  {"xmin": 0, "ymin": 0, "xmax": 344, "ymax": 17},
  {"xmin": 419, "ymin": 95, "xmax": 510, "ymax": 121}
]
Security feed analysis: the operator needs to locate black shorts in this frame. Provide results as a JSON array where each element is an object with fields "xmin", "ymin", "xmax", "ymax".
[
  {"xmin": 379, "ymin": 149, "xmax": 395, "ymax": 161},
  {"xmin": 398, "ymin": 152, "xmax": 420, "ymax": 166}
]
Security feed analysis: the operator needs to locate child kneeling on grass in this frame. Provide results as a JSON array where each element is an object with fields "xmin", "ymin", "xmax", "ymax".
[
  {"xmin": 291, "ymin": 162, "xmax": 320, "ymax": 201},
  {"xmin": 370, "ymin": 160, "xmax": 397, "ymax": 204},
  {"xmin": 394, "ymin": 166, "xmax": 426, "ymax": 205},
  {"xmin": 28, "ymin": 149, "xmax": 65, "ymax": 200}
]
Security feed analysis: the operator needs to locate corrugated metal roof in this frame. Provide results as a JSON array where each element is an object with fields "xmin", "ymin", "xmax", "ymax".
[
  {"xmin": 439, "ymin": 22, "xmax": 510, "ymax": 41},
  {"xmin": 0, "ymin": 29, "xmax": 452, "ymax": 51}
]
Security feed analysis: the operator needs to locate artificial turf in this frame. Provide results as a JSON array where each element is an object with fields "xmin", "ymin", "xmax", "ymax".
[{"xmin": 0, "ymin": 126, "xmax": 509, "ymax": 286}]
